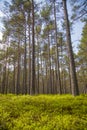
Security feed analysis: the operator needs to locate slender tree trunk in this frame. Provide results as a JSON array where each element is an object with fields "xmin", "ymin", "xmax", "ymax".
[
  {"xmin": 45, "ymin": 62, "xmax": 48, "ymax": 94},
  {"xmin": 41, "ymin": 54, "xmax": 44, "ymax": 94},
  {"xmin": 2, "ymin": 65, "xmax": 6, "ymax": 94},
  {"xmin": 63, "ymin": 71, "xmax": 66, "ymax": 94},
  {"xmin": 62, "ymin": 0, "xmax": 79, "ymax": 96},
  {"xmin": 59, "ymin": 33, "xmax": 63, "ymax": 93},
  {"xmin": 6, "ymin": 61, "xmax": 9, "ymax": 93},
  {"xmin": 12, "ymin": 58, "xmax": 16, "ymax": 94},
  {"xmin": 5, "ymin": 46, "xmax": 8, "ymax": 94},
  {"xmin": 28, "ymin": 29, "xmax": 31, "ymax": 94},
  {"xmin": 48, "ymin": 33, "xmax": 52, "ymax": 94},
  {"xmin": 16, "ymin": 36, "xmax": 20, "ymax": 94},
  {"xmin": 28, "ymin": 14, "xmax": 31, "ymax": 94},
  {"xmin": 31, "ymin": 0, "xmax": 35, "ymax": 95},
  {"xmin": 23, "ymin": 22, "xmax": 27, "ymax": 94},
  {"xmin": 54, "ymin": 0, "xmax": 62, "ymax": 94},
  {"xmin": 51, "ymin": 64, "xmax": 54, "ymax": 94},
  {"xmin": 68, "ymin": 64, "xmax": 72, "ymax": 93},
  {"xmin": 37, "ymin": 34, "xmax": 40, "ymax": 94}
]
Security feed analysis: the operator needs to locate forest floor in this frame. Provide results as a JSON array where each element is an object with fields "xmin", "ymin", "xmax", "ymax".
[{"xmin": 0, "ymin": 94, "xmax": 87, "ymax": 130}]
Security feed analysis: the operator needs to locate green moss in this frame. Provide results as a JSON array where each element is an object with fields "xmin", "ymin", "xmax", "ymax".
[{"xmin": 0, "ymin": 94, "xmax": 87, "ymax": 130}]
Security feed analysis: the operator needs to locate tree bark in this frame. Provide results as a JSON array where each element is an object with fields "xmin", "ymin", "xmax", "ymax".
[
  {"xmin": 16, "ymin": 35, "xmax": 20, "ymax": 95},
  {"xmin": 23, "ymin": 21, "xmax": 27, "ymax": 94},
  {"xmin": 54, "ymin": 0, "xmax": 62, "ymax": 94},
  {"xmin": 31, "ymin": 0, "xmax": 35, "ymax": 95},
  {"xmin": 48, "ymin": 32, "xmax": 52, "ymax": 94},
  {"xmin": 62, "ymin": 0, "xmax": 79, "ymax": 96},
  {"xmin": 28, "ymin": 21, "xmax": 31, "ymax": 94}
]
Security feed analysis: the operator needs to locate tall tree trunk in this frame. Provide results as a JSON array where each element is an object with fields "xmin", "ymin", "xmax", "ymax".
[
  {"xmin": 63, "ymin": 71, "xmax": 66, "ymax": 94},
  {"xmin": 23, "ymin": 22, "xmax": 27, "ymax": 94},
  {"xmin": 48, "ymin": 33, "xmax": 52, "ymax": 94},
  {"xmin": 68, "ymin": 64, "xmax": 72, "ymax": 93},
  {"xmin": 28, "ymin": 22, "xmax": 31, "ymax": 94},
  {"xmin": 37, "ymin": 34, "xmax": 39, "ymax": 94},
  {"xmin": 5, "ymin": 46, "xmax": 8, "ymax": 94},
  {"xmin": 62, "ymin": 0, "xmax": 79, "ymax": 96},
  {"xmin": 12, "ymin": 58, "xmax": 16, "ymax": 94},
  {"xmin": 31, "ymin": 0, "xmax": 35, "ymax": 95},
  {"xmin": 54, "ymin": 0, "xmax": 62, "ymax": 94},
  {"xmin": 46, "ymin": 63, "xmax": 48, "ymax": 94},
  {"xmin": 41, "ymin": 53, "xmax": 44, "ymax": 94},
  {"xmin": 6, "ymin": 59, "xmax": 9, "ymax": 93},
  {"xmin": 2, "ymin": 65, "xmax": 6, "ymax": 94},
  {"xmin": 16, "ymin": 36, "xmax": 20, "ymax": 94}
]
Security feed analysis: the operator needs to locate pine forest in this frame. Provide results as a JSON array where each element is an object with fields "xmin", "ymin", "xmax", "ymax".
[
  {"xmin": 0, "ymin": 0, "xmax": 87, "ymax": 130},
  {"xmin": 0, "ymin": 0, "xmax": 87, "ymax": 96}
]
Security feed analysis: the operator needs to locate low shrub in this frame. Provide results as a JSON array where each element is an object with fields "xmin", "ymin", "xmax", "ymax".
[{"xmin": 0, "ymin": 94, "xmax": 87, "ymax": 130}]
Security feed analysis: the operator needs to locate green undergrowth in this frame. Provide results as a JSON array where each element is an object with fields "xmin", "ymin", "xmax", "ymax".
[{"xmin": 0, "ymin": 94, "xmax": 87, "ymax": 130}]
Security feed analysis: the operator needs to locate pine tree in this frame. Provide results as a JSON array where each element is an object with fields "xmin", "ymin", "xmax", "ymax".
[{"xmin": 62, "ymin": 0, "xmax": 79, "ymax": 96}]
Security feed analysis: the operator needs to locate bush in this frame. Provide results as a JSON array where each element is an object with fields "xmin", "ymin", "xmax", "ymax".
[{"xmin": 0, "ymin": 94, "xmax": 87, "ymax": 130}]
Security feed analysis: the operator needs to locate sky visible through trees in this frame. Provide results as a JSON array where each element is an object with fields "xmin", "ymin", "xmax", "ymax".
[
  {"xmin": 0, "ymin": 0, "xmax": 84, "ymax": 52},
  {"xmin": 0, "ymin": 0, "xmax": 87, "ymax": 96},
  {"xmin": 0, "ymin": 1, "xmax": 87, "ymax": 130}
]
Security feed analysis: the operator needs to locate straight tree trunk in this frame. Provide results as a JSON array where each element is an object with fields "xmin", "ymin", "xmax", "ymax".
[
  {"xmin": 2, "ymin": 65, "xmax": 6, "ymax": 94},
  {"xmin": 54, "ymin": 0, "xmax": 62, "ymax": 94},
  {"xmin": 31, "ymin": 0, "xmax": 35, "ymax": 95},
  {"xmin": 46, "ymin": 61, "xmax": 48, "ymax": 94},
  {"xmin": 48, "ymin": 33, "xmax": 52, "ymax": 94},
  {"xmin": 62, "ymin": 0, "xmax": 79, "ymax": 96},
  {"xmin": 16, "ymin": 36, "xmax": 20, "ymax": 94},
  {"xmin": 37, "ymin": 34, "xmax": 40, "ymax": 94},
  {"xmin": 28, "ymin": 22, "xmax": 31, "ymax": 94},
  {"xmin": 40, "ymin": 53, "xmax": 44, "ymax": 94},
  {"xmin": 5, "ymin": 46, "xmax": 8, "ymax": 94},
  {"xmin": 68, "ymin": 64, "xmax": 72, "ymax": 93},
  {"xmin": 23, "ymin": 22, "xmax": 27, "ymax": 94},
  {"xmin": 12, "ymin": 58, "xmax": 16, "ymax": 94}
]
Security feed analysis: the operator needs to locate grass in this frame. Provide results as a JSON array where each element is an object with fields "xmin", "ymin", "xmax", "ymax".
[{"xmin": 0, "ymin": 94, "xmax": 87, "ymax": 130}]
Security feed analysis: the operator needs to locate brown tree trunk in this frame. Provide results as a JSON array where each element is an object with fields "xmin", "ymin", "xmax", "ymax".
[
  {"xmin": 31, "ymin": 0, "xmax": 35, "ymax": 95},
  {"xmin": 2, "ymin": 65, "xmax": 6, "ymax": 94},
  {"xmin": 37, "ymin": 34, "xmax": 40, "ymax": 94},
  {"xmin": 28, "ymin": 22, "xmax": 31, "ymax": 94},
  {"xmin": 12, "ymin": 58, "xmax": 16, "ymax": 94},
  {"xmin": 23, "ymin": 21, "xmax": 27, "ymax": 94},
  {"xmin": 62, "ymin": 0, "xmax": 79, "ymax": 96},
  {"xmin": 16, "ymin": 35, "xmax": 20, "ymax": 94},
  {"xmin": 54, "ymin": 0, "xmax": 62, "ymax": 94},
  {"xmin": 48, "ymin": 33, "xmax": 52, "ymax": 94}
]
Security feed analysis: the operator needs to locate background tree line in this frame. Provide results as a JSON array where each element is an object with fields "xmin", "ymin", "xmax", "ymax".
[{"xmin": 0, "ymin": 0, "xmax": 87, "ymax": 95}]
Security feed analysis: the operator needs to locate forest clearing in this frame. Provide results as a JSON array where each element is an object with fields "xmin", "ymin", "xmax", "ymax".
[{"xmin": 0, "ymin": 94, "xmax": 87, "ymax": 130}]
